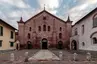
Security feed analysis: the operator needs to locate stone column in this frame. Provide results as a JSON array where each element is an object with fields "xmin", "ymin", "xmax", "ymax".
[{"xmin": 10, "ymin": 53, "xmax": 15, "ymax": 62}]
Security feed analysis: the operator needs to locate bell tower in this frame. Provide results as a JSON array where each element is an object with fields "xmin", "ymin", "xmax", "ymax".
[{"xmin": 17, "ymin": 17, "xmax": 25, "ymax": 48}]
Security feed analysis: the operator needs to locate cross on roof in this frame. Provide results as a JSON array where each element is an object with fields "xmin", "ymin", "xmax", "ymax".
[{"xmin": 44, "ymin": 4, "xmax": 45, "ymax": 10}]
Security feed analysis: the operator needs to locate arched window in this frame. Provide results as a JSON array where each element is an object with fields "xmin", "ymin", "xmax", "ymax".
[
  {"xmin": 28, "ymin": 33, "xmax": 30, "ymax": 39},
  {"xmin": 93, "ymin": 37, "xmax": 97, "ymax": 44},
  {"xmin": 59, "ymin": 33, "xmax": 62, "ymax": 39},
  {"xmin": 60, "ymin": 27, "xmax": 62, "ymax": 31},
  {"xmin": 48, "ymin": 26, "xmax": 50, "ymax": 31},
  {"xmin": 43, "ymin": 25, "xmax": 46, "ymax": 31},
  {"xmin": 82, "ymin": 42, "xmax": 85, "ymax": 46},
  {"xmin": 38, "ymin": 26, "xmax": 41, "ymax": 31},
  {"xmin": 82, "ymin": 25, "xmax": 84, "ymax": 34},
  {"xmin": 29, "ymin": 27, "xmax": 31, "ymax": 31},
  {"xmin": 75, "ymin": 28, "xmax": 78, "ymax": 35},
  {"xmin": 93, "ymin": 14, "xmax": 97, "ymax": 28}
]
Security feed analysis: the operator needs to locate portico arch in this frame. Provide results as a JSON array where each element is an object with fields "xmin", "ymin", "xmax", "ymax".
[
  {"xmin": 57, "ymin": 41, "xmax": 63, "ymax": 49},
  {"xmin": 90, "ymin": 32, "xmax": 97, "ymax": 38},
  {"xmin": 41, "ymin": 38, "xmax": 48, "ymax": 49},
  {"xmin": 71, "ymin": 40, "xmax": 77, "ymax": 50},
  {"xmin": 27, "ymin": 41, "xmax": 32, "ymax": 49}
]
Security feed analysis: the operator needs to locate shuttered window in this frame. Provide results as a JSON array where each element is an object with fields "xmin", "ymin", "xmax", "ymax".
[
  {"xmin": 10, "ymin": 31, "xmax": 14, "ymax": 39},
  {"xmin": 0, "ymin": 40, "xmax": 2, "ymax": 47},
  {"xmin": 0, "ymin": 26, "xmax": 3, "ymax": 36},
  {"xmin": 10, "ymin": 42, "xmax": 14, "ymax": 47}
]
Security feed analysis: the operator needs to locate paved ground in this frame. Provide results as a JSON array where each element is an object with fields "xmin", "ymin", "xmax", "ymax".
[
  {"xmin": 0, "ymin": 49, "xmax": 97, "ymax": 64},
  {"xmin": 29, "ymin": 50, "xmax": 60, "ymax": 60}
]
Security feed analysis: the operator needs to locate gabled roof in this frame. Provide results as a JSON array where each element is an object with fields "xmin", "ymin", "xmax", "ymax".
[
  {"xmin": 0, "ymin": 19, "xmax": 16, "ymax": 30},
  {"xmin": 73, "ymin": 7, "xmax": 97, "ymax": 27},
  {"xmin": 25, "ymin": 10, "xmax": 66, "ymax": 24}
]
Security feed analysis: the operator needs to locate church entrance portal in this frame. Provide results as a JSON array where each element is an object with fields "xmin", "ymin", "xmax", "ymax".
[{"xmin": 42, "ymin": 38, "xmax": 48, "ymax": 49}]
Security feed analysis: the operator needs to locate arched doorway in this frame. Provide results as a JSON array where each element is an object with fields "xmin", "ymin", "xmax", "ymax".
[
  {"xmin": 57, "ymin": 41, "xmax": 63, "ymax": 49},
  {"xmin": 71, "ymin": 40, "xmax": 77, "ymax": 50},
  {"xmin": 41, "ymin": 38, "xmax": 48, "ymax": 49},
  {"xmin": 16, "ymin": 40, "xmax": 20, "ymax": 50},
  {"xmin": 27, "ymin": 41, "xmax": 32, "ymax": 49}
]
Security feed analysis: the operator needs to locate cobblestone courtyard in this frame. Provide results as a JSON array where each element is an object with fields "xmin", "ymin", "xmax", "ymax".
[{"xmin": 0, "ymin": 49, "xmax": 97, "ymax": 64}]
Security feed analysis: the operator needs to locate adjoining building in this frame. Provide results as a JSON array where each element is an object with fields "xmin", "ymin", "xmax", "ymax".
[
  {"xmin": 17, "ymin": 10, "xmax": 72, "ymax": 49},
  {"xmin": 70, "ymin": 8, "xmax": 97, "ymax": 51},
  {"xmin": 0, "ymin": 19, "xmax": 16, "ymax": 50}
]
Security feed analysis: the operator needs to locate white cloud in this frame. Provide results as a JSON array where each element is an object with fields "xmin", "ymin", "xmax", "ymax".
[
  {"xmin": 8, "ymin": 11, "xmax": 21, "ymax": 18},
  {"xmin": 38, "ymin": 0, "xmax": 61, "ymax": 15},
  {"xmin": 38, "ymin": 0, "xmax": 60, "ymax": 9},
  {"xmin": 0, "ymin": 0, "xmax": 33, "ymax": 29},
  {"xmin": 0, "ymin": 0, "xmax": 30, "ymax": 8},
  {"xmin": 88, "ymin": 0, "xmax": 97, "ymax": 4},
  {"xmin": 0, "ymin": 11, "xmax": 8, "ymax": 21},
  {"xmin": 0, "ymin": 0, "xmax": 97, "ymax": 28},
  {"xmin": 7, "ymin": 9, "xmax": 36, "ymax": 20},
  {"xmin": 68, "ymin": 0, "xmax": 97, "ymax": 24}
]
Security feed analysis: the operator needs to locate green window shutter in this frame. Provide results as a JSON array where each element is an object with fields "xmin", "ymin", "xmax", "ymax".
[
  {"xmin": 1, "ymin": 27, "xmax": 3, "ymax": 36},
  {"xmin": 10, "ymin": 31, "xmax": 13, "ymax": 39},
  {"xmin": 0, "ymin": 40, "xmax": 2, "ymax": 47},
  {"xmin": 0, "ymin": 26, "xmax": 3, "ymax": 36},
  {"xmin": 10, "ymin": 42, "xmax": 14, "ymax": 47}
]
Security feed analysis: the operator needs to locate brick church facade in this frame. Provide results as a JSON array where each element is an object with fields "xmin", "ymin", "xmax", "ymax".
[{"xmin": 17, "ymin": 10, "xmax": 72, "ymax": 49}]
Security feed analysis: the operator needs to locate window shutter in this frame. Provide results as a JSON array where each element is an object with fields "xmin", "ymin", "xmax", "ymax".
[
  {"xmin": 11, "ymin": 31, "xmax": 13, "ymax": 39},
  {"xmin": 0, "ymin": 40, "xmax": 2, "ymax": 47},
  {"xmin": 10, "ymin": 42, "xmax": 14, "ymax": 47},
  {"xmin": 0, "ymin": 27, "xmax": 3, "ymax": 36}
]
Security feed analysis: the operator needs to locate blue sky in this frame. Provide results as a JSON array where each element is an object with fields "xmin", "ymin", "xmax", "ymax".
[{"xmin": 0, "ymin": 0, "xmax": 97, "ymax": 29}]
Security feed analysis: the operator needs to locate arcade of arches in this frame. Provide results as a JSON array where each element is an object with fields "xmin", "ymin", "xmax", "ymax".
[{"xmin": 26, "ymin": 39, "xmax": 64, "ymax": 49}]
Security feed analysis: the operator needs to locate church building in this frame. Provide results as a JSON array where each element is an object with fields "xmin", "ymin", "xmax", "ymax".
[{"xmin": 17, "ymin": 9, "xmax": 72, "ymax": 49}]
